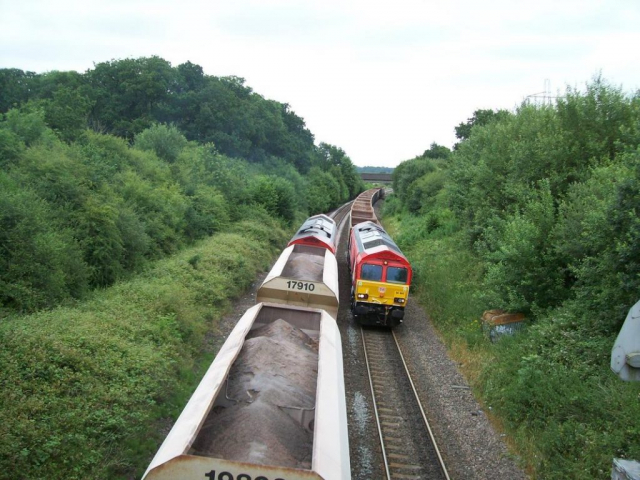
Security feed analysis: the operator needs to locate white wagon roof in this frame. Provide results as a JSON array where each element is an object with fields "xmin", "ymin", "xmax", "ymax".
[{"xmin": 257, "ymin": 245, "xmax": 339, "ymax": 319}]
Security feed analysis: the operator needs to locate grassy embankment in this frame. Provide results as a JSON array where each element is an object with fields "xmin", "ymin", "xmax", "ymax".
[
  {"xmin": 382, "ymin": 206, "xmax": 640, "ymax": 479},
  {"xmin": 0, "ymin": 218, "xmax": 289, "ymax": 480}
]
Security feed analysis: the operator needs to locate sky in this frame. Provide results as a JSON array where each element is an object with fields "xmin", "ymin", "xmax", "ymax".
[{"xmin": 1, "ymin": 0, "xmax": 640, "ymax": 167}]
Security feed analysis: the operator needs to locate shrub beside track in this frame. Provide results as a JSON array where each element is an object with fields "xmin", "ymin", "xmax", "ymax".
[{"xmin": 0, "ymin": 218, "xmax": 288, "ymax": 480}]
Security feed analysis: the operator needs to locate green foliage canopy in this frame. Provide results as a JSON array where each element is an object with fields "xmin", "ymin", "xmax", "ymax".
[
  {"xmin": 388, "ymin": 76, "xmax": 640, "ymax": 478},
  {"xmin": 0, "ymin": 58, "xmax": 364, "ymax": 315}
]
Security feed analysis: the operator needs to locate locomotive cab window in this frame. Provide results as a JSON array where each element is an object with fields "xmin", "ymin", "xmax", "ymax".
[
  {"xmin": 386, "ymin": 266, "xmax": 408, "ymax": 284},
  {"xmin": 361, "ymin": 264, "xmax": 383, "ymax": 281}
]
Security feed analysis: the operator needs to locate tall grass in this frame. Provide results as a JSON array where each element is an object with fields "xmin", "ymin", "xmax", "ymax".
[
  {"xmin": 385, "ymin": 208, "xmax": 484, "ymax": 343},
  {"xmin": 0, "ymin": 218, "xmax": 288, "ymax": 480}
]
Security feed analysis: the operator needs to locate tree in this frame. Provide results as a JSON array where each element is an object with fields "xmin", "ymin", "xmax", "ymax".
[
  {"xmin": 392, "ymin": 157, "xmax": 437, "ymax": 205},
  {"xmin": 0, "ymin": 172, "xmax": 89, "ymax": 312},
  {"xmin": 134, "ymin": 124, "xmax": 188, "ymax": 163},
  {"xmin": 315, "ymin": 143, "xmax": 364, "ymax": 198},
  {"xmin": 33, "ymin": 70, "xmax": 87, "ymax": 99},
  {"xmin": 41, "ymin": 86, "xmax": 94, "ymax": 142},
  {"xmin": 184, "ymin": 185, "xmax": 230, "ymax": 240},
  {"xmin": 3, "ymin": 106, "xmax": 56, "ymax": 146},
  {"xmin": 0, "ymin": 129, "xmax": 25, "ymax": 168},
  {"xmin": 306, "ymin": 167, "xmax": 342, "ymax": 213},
  {"xmin": 88, "ymin": 57, "xmax": 177, "ymax": 138},
  {"xmin": 422, "ymin": 142, "xmax": 452, "ymax": 160},
  {"xmin": 249, "ymin": 175, "xmax": 297, "ymax": 223},
  {"xmin": 0, "ymin": 68, "xmax": 37, "ymax": 113},
  {"xmin": 280, "ymin": 103, "xmax": 315, "ymax": 172},
  {"xmin": 454, "ymin": 109, "xmax": 510, "ymax": 145},
  {"xmin": 176, "ymin": 61, "xmax": 205, "ymax": 93},
  {"xmin": 556, "ymin": 75, "xmax": 638, "ymax": 166}
]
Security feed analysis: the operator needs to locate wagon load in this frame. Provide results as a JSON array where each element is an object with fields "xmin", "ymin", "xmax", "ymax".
[
  {"xmin": 282, "ymin": 250, "xmax": 325, "ymax": 281},
  {"xmin": 350, "ymin": 187, "xmax": 383, "ymax": 226},
  {"xmin": 191, "ymin": 319, "xmax": 318, "ymax": 469},
  {"xmin": 142, "ymin": 303, "xmax": 350, "ymax": 480}
]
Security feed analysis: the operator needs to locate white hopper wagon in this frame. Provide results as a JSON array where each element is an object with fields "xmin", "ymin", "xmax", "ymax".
[
  {"xmin": 257, "ymin": 245, "xmax": 339, "ymax": 319},
  {"xmin": 142, "ymin": 303, "xmax": 350, "ymax": 480}
]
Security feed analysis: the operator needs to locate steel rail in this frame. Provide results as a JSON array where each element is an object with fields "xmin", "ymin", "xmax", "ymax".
[
  {"xmin": 361, "ymin": 326, "xmax": 451, "ymax": 480},
  {"xmin": 330, "ymin": 201, "xmax": 353, "ymax": 248},
  {"xmin": 392, "ymin": 330, "xmax": 451, "ymax": 480},
  {"xmin": 329, "ymin": 201, "xmax": 352, "ymax": 222},
  {"xmin": 361, "ymin": 327, "xmax": 392, "ymax": 480}
]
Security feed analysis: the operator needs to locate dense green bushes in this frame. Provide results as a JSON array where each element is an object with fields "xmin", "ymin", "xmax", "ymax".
[
  {"xmin": 440, "ymin": 77, "xmax": 640, "ymax": 322},
  {"xmin": 0, "ymin": 57, "xmax": 364, "ymax": 480},
  {"xmin": 249, "ymin": 175, "xmax": 297, "ymax": 223},
  {"xmin": 0, "ymin": 173, "xmax": 88, "ymax": 311},
  {"xmin": 387, "ymin": 76, "xmax": 640, "ymax": 478},
  {"xmin": 0, "ymin": 219, "xmax": 288, "ymax": 479},
  {"xmin": 0, "ymin": 104, "xmax": 362, "ymax": 314},
  {"xmin": 482, "ymin": 309, "xmax": 640, "ymax": 478},
  {"xmin": 0, "ymin": 58, "xmax": 364, "ymax": 313},
  {"xmin": 0, "ymin": 56, "xmax": 362, "ymax": 258},
  {"xmin": 1, "ymin": 58, "xmax": 315, "ymax": 170}
]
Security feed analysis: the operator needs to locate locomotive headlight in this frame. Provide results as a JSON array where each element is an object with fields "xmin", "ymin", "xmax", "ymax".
[
  {"xmin": 357, "ymin": 293, "xmax": 368, "ymax": 299},
  {"xmin": 394, "ymin": 297, "xmax": 405, "ymax": 304}
]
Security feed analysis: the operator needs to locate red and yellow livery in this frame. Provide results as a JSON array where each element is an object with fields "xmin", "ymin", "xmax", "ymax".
[{"xmin": 348, "ymin": 221, "xmax": 412, "ymax": 327}]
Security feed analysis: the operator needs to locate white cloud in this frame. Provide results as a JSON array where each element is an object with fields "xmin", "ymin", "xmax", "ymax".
[{"xmin": 1, "ymin": 0, "xmax": 639, "ymax": 166}]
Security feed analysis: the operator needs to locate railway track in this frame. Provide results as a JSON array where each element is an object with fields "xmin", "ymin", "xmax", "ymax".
[
  {"xmin": 330, "ymin": 201, "xmax": 353, "ymax": 246},
  {"xmin": 335, "ymin": 195, "xmax": 448, "ymax": 479},
  {"xmin": 361, "ymin": 327, "xmax": 450, "ymax": 480}
]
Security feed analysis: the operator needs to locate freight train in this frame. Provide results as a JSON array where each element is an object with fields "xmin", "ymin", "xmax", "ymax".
[
  {"xmin": 142, "ymin": 215, "xmax": 350, "ymax": 480},
  {"xmin": 348, "ymin": 188, "xmax": 412, "ymax": 327},
  {"xmin": 349, "ymin": 188, "xmax": 384, "ymax": 227}
]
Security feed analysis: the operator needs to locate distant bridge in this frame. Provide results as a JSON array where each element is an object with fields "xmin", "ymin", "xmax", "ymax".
[{"xmin": 360, "ymin": 173, "xmax": 393, "ymax": 184}]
